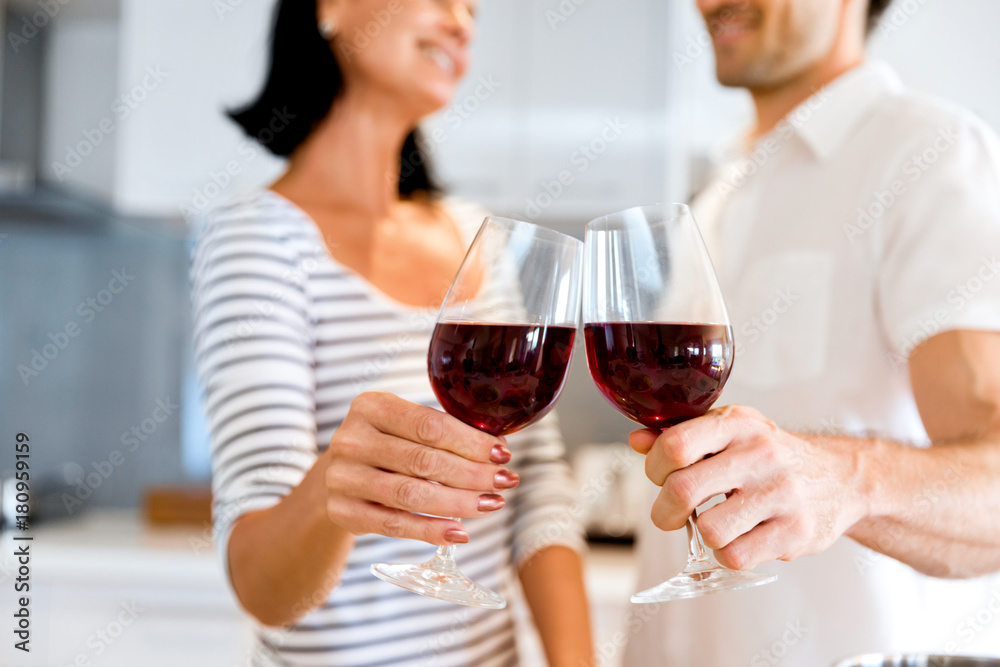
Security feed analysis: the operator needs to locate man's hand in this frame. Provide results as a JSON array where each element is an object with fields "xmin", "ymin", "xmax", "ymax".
[{"xmin": 629, "ymin": 405, "xmax": 868, "ymax": 570}]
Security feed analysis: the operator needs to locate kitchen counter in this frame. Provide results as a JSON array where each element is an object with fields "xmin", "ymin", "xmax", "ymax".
[
  {"xmin": 3, "ymin": 508, "xmax": 224, "ymax": 586},
  {"xmin": 0, "ymin": 510, "xmax": 638, "ymax": 666},
  {"xmin": 0, "ymin": 510, "xmax": 253, "ymax": 667},
  {"xmin": 585, "ymin": 542, "xmax": 640, "ymax": 667}
]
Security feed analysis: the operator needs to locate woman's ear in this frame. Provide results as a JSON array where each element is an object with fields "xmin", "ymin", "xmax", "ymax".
[{"xmin": 316, "ymin": 0, "xmax": 344, "ymax": 40}]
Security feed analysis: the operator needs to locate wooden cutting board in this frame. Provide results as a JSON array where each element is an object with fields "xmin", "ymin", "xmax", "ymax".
[{"xmin": 143, "ymin": 485, "xmax": 213, "ymax": 525}]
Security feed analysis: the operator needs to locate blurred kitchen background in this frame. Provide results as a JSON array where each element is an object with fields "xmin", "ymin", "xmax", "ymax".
[{"xmin": 0, "ymin": 0, "xmax": 999, "ymax": 665}]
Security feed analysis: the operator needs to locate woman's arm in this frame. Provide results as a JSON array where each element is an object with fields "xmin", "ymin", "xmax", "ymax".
[
  {"xmin": 227, "ymin": 447, "xmax": 353, "ymax": 627},
  {"xmin": 191, "ymin": 218, "xmax": 516, "ymax": 626},
  {"xmin": 519, "ymin": 546, "xmax": 593, "ymax": 667},
  {"xmin": 505, "ymin": 414, "xmax": 594, "ymax": 665},
  {"xmin": 226, "ymin": 393, "xmax": 520, "ymax": 627}
]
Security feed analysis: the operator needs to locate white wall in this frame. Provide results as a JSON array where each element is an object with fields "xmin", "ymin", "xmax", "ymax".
[
  {"xmin": 38, "ymin": 0, "xmax": 285, "ymax": 216},
  {"xmin": 869, "ymin": 0, "xmax": 1000, "ymax": 130},
  {"xmin": 425, "ymin": 0, "xmax": 672, "ymax": 225},
  {"xmin": 41, "ymin": 14, "xmax": 122, "ymax": 200},
  {"xmin": 665, "ymin": 0, "xmax": 754, "ymax": 201},
  {"xmin": 114, "ymin": 0, "xmax": 285, "ymax": 217}
]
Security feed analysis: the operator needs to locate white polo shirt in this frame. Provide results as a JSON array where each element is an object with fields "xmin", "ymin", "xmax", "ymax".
[{"xmin": 626, "ymin": 62, "xmax": 1000, "ymax": 666}]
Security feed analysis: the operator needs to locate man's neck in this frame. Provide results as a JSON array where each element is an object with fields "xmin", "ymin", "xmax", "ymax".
[{"xmin": 749, "ymin": 55, "xmax": 865, "ymax": 143}]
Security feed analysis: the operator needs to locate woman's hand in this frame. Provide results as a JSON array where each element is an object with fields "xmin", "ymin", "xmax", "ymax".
[{"xmin": 324, "ymin": 392, "xmax": 520, "ymax": 546}]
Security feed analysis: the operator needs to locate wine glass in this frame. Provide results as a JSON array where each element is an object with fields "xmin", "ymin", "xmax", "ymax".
[
  {"xmin": 371, "ymin": 216, "xmax": 583, "ymax": 609},
  {"xmin": 582, "ymin": 203, "xmax": 777, "ymax": 603}
]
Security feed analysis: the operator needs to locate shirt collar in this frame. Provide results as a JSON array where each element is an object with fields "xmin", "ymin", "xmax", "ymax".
[{"xmin": 773, "ymin": 60, "xmax": 904, "ymax": 162}]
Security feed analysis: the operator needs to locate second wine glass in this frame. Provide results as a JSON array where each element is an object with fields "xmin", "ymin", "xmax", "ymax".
[
  {"xmin": 583, "ymin": 203, "xmax": 777, "ymax": 603},
  {"xmin": 371, "ymin": 216, "xmax": 583, "ymax": 609}
]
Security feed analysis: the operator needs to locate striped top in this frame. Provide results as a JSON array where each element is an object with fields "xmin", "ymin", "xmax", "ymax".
[{"xmin": 190, "ymin": 190, "xmax": 585, "ymax": 667}]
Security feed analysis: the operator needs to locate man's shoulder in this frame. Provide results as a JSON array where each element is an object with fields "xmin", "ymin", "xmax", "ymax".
[{"xmin": 870, "ymin": 86, "xmax": 999, "ymax": 150}]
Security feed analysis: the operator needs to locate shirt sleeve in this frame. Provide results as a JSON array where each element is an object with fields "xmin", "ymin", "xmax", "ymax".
[
  {"xmin": 877, "ymin": 116, "xmax": 1000, "ymax": 358},
  {"xmin": 505, "ymin": 411, "xmax": 587, "ymax": 568},
  {"xmin": 189, "ymin": 206, "xmax": 318, "ymax": 579}
]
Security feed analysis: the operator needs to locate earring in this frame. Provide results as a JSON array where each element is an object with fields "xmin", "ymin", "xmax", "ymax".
[{"xmin": 318, "ymin": 19, "xmax": 337, "ymax": 39}]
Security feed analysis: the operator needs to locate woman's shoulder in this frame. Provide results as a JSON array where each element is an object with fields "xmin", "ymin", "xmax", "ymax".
[
  {"xmin": 189, "ymin": 190, "xmax": 313, "ymax": 279},
  {"xmin": 194, "ymin": 190, "xmax": 303, "ymax": 238}
]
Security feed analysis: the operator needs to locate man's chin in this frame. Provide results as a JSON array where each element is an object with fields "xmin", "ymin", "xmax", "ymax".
[
  {"xmin": 716, "ymin": 74, "xmax": 749, "ymax": 89},
  {"xmin": 715, "ymin": 66, "xmax": 753, "ymax": 88},
  {"xmin": 714, "ymin": 61, "xmax": 776, "ymax": 89}
]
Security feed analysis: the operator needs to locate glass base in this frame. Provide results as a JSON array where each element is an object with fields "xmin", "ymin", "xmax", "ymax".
[
  {"xmin": 631, "ymin": 558, "xmax": 777, "ymax": 604},
  {"xmin": 370, "ymin": 555, "xmax": 506, "ymax": 610}
]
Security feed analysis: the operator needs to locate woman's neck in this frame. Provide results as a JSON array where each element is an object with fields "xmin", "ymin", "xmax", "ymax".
[{"xmin": 273, "ymin": 90, "xmax": 414, "ymax": 218}]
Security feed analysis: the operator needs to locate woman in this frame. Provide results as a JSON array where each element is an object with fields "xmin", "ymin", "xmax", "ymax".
[{"xmin": 190, "ymin": 1, "xmax": 593, "ymax": 665}]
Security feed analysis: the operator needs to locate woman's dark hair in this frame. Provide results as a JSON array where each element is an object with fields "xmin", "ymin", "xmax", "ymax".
[
  {"xmin": 228, "ymin": 0, "xmax": 441, "ymax": 199},
  {"xmin": 867, "ymin": 0, "xmax": 894, "ymax": 35}
]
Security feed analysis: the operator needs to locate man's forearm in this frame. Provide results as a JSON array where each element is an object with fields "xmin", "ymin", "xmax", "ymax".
[
  {"xmin": 518, "ymin": 545, "xmax": 593, "ymax": 667},
  {"xmin": 844, "ymin": 434, "xmax": 1000, "ymax": 578}
]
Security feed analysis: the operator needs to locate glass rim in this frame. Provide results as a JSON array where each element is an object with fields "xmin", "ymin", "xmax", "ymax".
[
  {"xmin": 581, "ymin": 319, "xmax": 731, "ymax": 326},
  {"xmin": 482, "ymin": 215, "xmax": 583, "ymax": 249},
  {"xmin": 585, "ymin": 203, "xmax": 691, "ymax": 232}
]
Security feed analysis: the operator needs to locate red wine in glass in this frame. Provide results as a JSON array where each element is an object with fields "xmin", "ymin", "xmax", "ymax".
[
  {"xmin": 371, "ymin": 216, "xmax": 583, "ymax": 610},
  {"xmin": 584, "ymin": 322, "xmax": 733, "ymax": 429},
  {"xmin": 429, "ymin": 323, "xmax": 576, "ymax": 437},
  {"xmin": 583, "ymin": 203, "xmax": 776, "ymax": 603}
]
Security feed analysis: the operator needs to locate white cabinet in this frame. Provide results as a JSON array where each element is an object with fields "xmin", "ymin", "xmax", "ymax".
[
  {"xmin": 0, "ymin": 512, "xmax": 253, "ymax": 667},
  {"xmin": 425, "ymin": 0, "xmax": 674, "ymax": 225}
]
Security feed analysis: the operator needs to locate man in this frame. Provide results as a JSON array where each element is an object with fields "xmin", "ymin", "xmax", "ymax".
[{"xmin": 625, "ymin": 0, "xmax": 1000, "ymax": 664}]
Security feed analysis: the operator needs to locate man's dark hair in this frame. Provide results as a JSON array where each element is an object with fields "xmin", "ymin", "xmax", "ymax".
[
  {"xmin": 867, "ymin": 0, "xmax": 894, "ymax": 36},
  {"xmin": 228, "ymin": 0, "xmax": 440, "ymax": 199}
]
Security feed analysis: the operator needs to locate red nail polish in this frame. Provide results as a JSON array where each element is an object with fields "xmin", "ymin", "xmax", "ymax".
[
  {"xmin": 477, "ymin": 493, "xmax": 505, "ymax": 512},
  {"xmin": 494, "ymin": 469, "xmax": 519, "ymax": 490},
  {"xmin": 444, "ymin": 529, "xmax": 470, "ymax": 544},
  {"xmin": 490, "ymin": 444, "xmax": 511, "ymax": 464}
]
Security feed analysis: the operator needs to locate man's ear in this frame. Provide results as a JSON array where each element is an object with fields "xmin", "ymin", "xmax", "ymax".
[{"xmin": 845, "ymin": 0, "xmax": 873, "ymax": 47}]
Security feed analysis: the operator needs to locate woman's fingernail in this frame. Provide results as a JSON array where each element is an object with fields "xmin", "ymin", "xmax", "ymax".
[
  {"xmin": 444, "ymin": 529, "xmax": 470, "ymax": 544},
  {"xmin": 477, "ymin": 493, "xmax": 505, "ymax": 512},
  {"xmin": 490, "ymin": 444, "xmax": 511, "ymax": 464},
  {"xmin": 494, "ymin": 469, "xmax": 519, "ymax": 490}
]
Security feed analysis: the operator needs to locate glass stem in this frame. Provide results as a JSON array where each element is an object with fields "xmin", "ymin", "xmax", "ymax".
[
  {"xmin": 686, "ymin": 510, "xmax": 709, "ymax": 563},
  {"xmin": 430, "ymin": 518, "xmax": 460, "ymax": 571}
]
